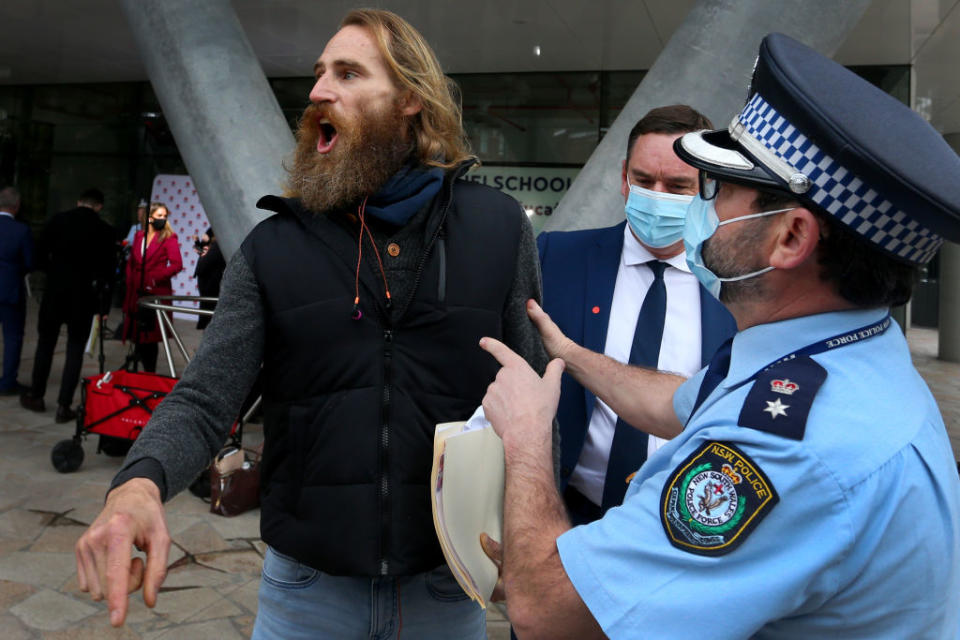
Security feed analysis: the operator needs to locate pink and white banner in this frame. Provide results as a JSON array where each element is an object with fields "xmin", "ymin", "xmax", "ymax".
[{"xmin": 150, "ymin": 174, "xmax": 209, "ymax": 321}]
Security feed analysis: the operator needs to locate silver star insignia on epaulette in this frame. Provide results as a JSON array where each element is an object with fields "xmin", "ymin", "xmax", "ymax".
[{"xmin": 763, "ymin": 398, "xmax": 789, "ymax": 419}]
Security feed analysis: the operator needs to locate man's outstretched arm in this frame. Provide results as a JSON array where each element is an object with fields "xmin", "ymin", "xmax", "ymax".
[
  {"xmin": 527, "ymin": 299, "xmax": 685, "ymax": 439},
  {"xmin": 75, "ymin": 251, "xmax": 266, "ymax": 626}
]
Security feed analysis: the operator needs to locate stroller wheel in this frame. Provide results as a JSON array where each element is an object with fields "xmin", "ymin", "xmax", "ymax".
[{"xmin": 51, "ymin": 439, "xmax": 84, "ymax": 473}]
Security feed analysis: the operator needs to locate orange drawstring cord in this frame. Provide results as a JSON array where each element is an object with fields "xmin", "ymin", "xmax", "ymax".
[{"xmin": 352, "ymin": 197, "xmax": 392, "ymax": 320}]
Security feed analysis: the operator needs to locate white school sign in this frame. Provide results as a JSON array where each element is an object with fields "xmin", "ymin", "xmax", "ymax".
[{"xmin": 464, "ymin": 166, "xmax": 580, "ymax": 234}]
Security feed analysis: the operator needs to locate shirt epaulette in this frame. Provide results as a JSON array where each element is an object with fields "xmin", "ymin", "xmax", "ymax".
[{"xmin": 737, "ymin": 355, "xmax": 826, "ymax": 440}]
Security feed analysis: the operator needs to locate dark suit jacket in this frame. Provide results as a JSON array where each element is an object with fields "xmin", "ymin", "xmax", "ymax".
[
  {"xmin": 0, "ymin": 214, "xmax": 34, "ymax": 305},
  {"xmin": 537, "ymin": 221, "xmax": 737, "ymax": 496},
  {"xmin": 38, "ymin": 206, "xmax": 117, "ymax": 314}
]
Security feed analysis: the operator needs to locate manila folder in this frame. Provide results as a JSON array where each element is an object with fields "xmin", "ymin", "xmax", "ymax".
[{"xmin": 432, "ymin": 422, "xmax": 504, "ymax": 607}]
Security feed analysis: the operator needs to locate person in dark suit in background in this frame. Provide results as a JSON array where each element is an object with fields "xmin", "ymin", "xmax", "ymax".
[
  {"xmin": 21, "ymin": 188, "xmax": 117, "ymax": 422},
  {"xmin": 537, "ymin": 106, "xmax": 737, "ymax": 524},
  {"xmin": 0, "ymin": 186, "xmax": 34, "ymax": 396},
  {"xmin": 192, "ymin": 227, "xmax": 225, "ymax": 330}
]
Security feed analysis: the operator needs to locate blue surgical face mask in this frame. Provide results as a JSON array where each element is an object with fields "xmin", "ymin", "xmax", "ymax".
[
  {"xmin": 624, "ymin": 184, "xmax": 694, "ymax": 249},
  {"xmin": 683, "ymin": 195, "xmax": 794, "ymax": 299}
]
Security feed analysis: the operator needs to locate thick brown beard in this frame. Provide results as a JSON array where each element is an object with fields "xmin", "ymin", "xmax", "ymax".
[{"xmin": 286, "ymin": 101, "xmax": 414, "ymax": 213}]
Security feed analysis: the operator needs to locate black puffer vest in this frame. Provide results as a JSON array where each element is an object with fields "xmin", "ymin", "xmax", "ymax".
[{"xmin": 242, "ymin": 173, "xmax": 521, "ymax": 576}]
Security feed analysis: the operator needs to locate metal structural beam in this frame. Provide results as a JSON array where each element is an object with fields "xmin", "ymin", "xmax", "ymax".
[
  {"xmin": 546, "ymin": 0, "xmax": 872, "ymax": 233},
  {"xmin": 120, "ymin": 0, "xmax": 295, "ymax": 259}
]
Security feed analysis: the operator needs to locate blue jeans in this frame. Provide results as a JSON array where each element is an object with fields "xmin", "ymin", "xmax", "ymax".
[{"xmin": 252, "ymin": 546, "xmax": 486, "ymax": 640}]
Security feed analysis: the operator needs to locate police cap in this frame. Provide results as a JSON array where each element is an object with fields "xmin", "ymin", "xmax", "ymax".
[{"xmin": 675, "ymin": 33, "xmax": 960, "ymax": 265}]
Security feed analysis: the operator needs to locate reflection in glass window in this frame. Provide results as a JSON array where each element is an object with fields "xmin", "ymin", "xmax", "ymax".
[{"xmin": 453, "ymin": 71, "xmax": 643, "ymax": 166}]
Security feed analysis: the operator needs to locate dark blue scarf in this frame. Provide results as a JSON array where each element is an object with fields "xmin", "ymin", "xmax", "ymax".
[{"xmin": 366, "ymin": 164, "xmax": 445, "ymax": 226}]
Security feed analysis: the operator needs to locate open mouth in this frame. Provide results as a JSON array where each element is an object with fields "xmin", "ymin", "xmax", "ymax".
[{"xmin": 316, "ymin": 119, "xmax": 338, "ymax": 153}]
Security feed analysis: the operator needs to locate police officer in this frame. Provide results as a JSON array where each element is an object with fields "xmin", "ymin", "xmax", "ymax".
[{"xmin": 478, "ymin": 33, "xmax": 960, "ymax": 639}]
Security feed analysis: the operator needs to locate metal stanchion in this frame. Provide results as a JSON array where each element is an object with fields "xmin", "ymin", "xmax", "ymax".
[{"xmin": 136, "ymin": 295, "xmax": 217, "ymax": 376}]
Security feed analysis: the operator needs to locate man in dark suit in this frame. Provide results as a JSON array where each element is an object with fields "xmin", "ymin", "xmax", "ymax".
[
  {"xmin": 538, "ymin": 106, "xmax": 737, "ymax": 524},
  {"xmin": 0, "ymin": 187, "xmax": 34, "ymax": 396},
  {"xmin": 21, "ymin": 188, "xmax": 116, "ymax": 422}
]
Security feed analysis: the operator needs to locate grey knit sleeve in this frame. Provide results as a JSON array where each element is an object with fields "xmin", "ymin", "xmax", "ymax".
[
  {"xmin": 113, "ymin": 250, "xmax": 265, "ymax": 501},
  {"xmin": 501, "ymin": 211, "xmax": 548, "ymax": 374},
  {"xmin": 500, "ymin": 209, "xmax": 561, "ymax": 478}
]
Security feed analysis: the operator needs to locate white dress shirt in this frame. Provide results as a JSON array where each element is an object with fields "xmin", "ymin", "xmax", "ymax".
[{"xmin": 568, "ymin": 225, "xmax": 703, "ymax": 505}]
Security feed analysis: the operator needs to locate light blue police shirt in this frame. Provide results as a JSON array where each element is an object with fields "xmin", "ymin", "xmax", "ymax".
[{"xmin": 557, "ymin": 308, "xmax": 960, "ymax": 639}]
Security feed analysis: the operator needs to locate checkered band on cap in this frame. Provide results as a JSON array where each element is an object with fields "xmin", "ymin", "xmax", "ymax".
[{"xmin": 737, "ymin": 94, "xmax": 942, "ymax": 264}]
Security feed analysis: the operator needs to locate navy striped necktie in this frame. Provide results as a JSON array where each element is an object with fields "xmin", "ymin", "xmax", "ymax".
[{"xmin": 601, "ymin": 260, "xmax": 667, "ymax": 512}]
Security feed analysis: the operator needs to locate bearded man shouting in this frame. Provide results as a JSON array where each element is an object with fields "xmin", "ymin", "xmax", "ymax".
[{"xmin": 74, "ymin": 9, "xmax": 550, "ymax": 638}]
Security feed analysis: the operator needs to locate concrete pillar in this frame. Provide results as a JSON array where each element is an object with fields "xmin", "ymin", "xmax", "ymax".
[
  {"xmin": 547, "ymin": 0, "xmax": 872, "ymax": 232},
  {"xmin": 120, "ymin": 0, "xmax": 295, "ymax": 259},
  {"xmin": 938, "ymin": 133, "xmax": 960, "ymax": 362},
  {"xmin": 939, "ymin": 241, "xmax": 960, "ymax": 362}
]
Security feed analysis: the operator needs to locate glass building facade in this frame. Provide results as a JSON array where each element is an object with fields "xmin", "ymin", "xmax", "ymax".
[
  {"xmin": 2, "ymin": 64, "xmax": 933, "ymax": 320},
  {"xmin": 0, "ymin": 66, "xmax": 905, "ymax": 222}
]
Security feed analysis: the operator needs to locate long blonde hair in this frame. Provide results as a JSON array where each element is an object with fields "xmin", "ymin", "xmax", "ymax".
[
  {"xmin": 147, "ymin": 202, "xmax": 174, "ymax": 242},
  {"xmin": 341, "ymin": 9, "xmax": 474, "ymax": 169}
]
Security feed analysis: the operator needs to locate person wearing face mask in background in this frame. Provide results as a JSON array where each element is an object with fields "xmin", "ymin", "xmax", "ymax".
[
  {"xmin": 121, "ymin": 202, "xmax": 182, "ymax": 373},
  {"xmin": 536, "ymin": 105, "xmax": 737, "ymax": 525}
]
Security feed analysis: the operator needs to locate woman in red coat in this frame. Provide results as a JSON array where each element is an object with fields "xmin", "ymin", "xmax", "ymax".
[{"xmin": 122, "ymin": 202, "xmax": 183, "ymax": 372}]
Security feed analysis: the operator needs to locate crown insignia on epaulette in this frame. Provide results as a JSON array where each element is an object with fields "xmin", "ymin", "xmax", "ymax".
[{"xmin": 770, "ymin": 378, "xmax": 799, "ymax": 395}]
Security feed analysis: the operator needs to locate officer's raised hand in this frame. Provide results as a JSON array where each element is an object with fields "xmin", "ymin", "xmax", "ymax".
[
  {"xmin": 525, "ymin": 299, "xmax": 576, "ymax": 362},
  {"xmin": 479, "ymin": 336, "xmax": 564, "ymax": 446}
]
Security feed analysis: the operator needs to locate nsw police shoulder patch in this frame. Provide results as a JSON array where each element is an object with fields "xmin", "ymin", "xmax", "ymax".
[{"xmin": 660, "ymin": 441, "xmax": 778, "ymax": 556}]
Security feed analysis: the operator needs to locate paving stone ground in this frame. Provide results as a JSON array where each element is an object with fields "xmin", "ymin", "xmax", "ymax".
[
  {"xmin": 0, "ymin": 301, "xmax": 956, "ymax": 638},
  {"xmin": 0, "ymin": 302, "xmax": 513, "ymax": 639}
]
